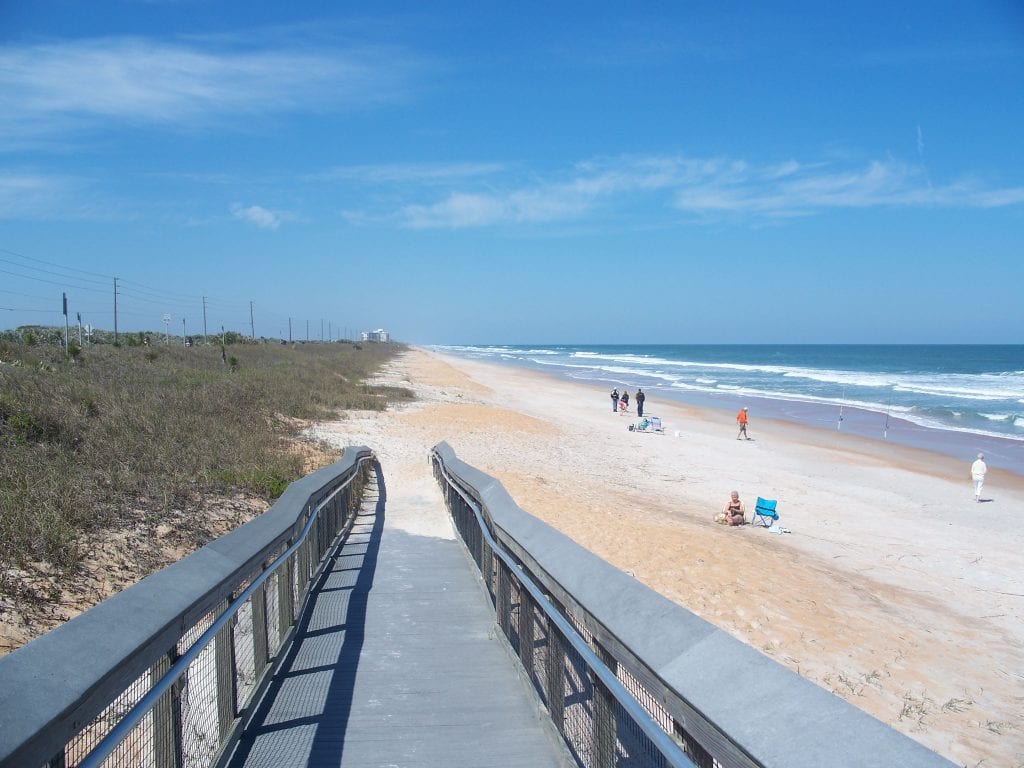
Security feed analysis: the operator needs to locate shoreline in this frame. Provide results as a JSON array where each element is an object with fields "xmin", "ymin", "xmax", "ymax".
[
  {"xmin": 367, "ymin": 347, "xmax": 1024, "ymax": 766},
  {"xmin": 435, "ymin": 347, "xmax": 1024, "ymax": 477}
]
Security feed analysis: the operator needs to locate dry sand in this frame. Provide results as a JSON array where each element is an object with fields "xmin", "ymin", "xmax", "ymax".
[{"xmin": 311, "ymin": 347, "xmax": 1024, "ymax": 768}]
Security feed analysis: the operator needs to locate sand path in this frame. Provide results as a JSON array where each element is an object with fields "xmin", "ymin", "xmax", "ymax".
[{"xmin": 310, "ymin": 348, "xmax": 1024, "ymax": 768}]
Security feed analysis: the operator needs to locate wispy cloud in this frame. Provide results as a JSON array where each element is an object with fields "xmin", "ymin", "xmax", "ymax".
[
  {"xmin": 0, "ymin": 36, "xmax": 424, "ymax": 141},
  {"xmin": 230, "ymin": 203, "xmax": 285, "ymax": 230},
  {"xmin": 0, "ymin": 171, "xmax": 94, "ymax": 220},
  {"xmin": 315, "ymin": 162, "xmax": 506, "ymax": 185},
  {"xmin": 342, "ymin": 154, "xmax": 1024, "ymax": 229}
]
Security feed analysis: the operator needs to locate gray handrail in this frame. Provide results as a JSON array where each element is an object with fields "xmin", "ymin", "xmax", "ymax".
[
  {"xmin": 0, "ymin": 446, "xmax": 375, "ymax": 768},
  {"xmin": 430, "ymin": 441, "xmax": 956, "ymax": 768}
]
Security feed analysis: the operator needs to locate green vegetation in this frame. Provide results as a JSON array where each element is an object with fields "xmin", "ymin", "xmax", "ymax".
[{"xmin": 0, "ymin": 335, "xmax": 409, "ymax": 576}]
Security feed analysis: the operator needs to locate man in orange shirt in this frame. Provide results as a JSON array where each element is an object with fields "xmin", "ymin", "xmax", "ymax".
[{"xmin": 736, "ymin": 407, "xmax": 749, "ymax": 440}]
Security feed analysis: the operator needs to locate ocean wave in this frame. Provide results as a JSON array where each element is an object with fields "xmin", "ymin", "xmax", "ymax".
[
  {"xmin": 980, "ymin": 413, "xmax": 1011, "ymax": 421},
  {"xmin": 531, "ymin": 358, "xmax": 685, "ymax": 383},
  {"xmin": 896, "ymin": 413, "xmax": 1024, "ymax": 442},
  {"xmin": 891, "ymin": 381, "xmax": 1022, "ymax": 401},
  {"xmin": 1016, "ymin": 417, "xmax": 1024, "ymax": 428},
  {"xmin": 572, "ymin": 351, "xmax": 797, "ymax": 375},
  {"xmin": 667, "ymin": 380, "xmax": 916, "ymax": 415}
]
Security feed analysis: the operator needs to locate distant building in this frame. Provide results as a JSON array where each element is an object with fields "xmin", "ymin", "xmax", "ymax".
[{"xmin": 361, "ymin": 328, "xmax": 390, "ymax": 343}]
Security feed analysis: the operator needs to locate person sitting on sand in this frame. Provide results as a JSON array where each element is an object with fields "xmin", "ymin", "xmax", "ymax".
[
  {"xmin": 715, "ymin": 491, "xmax": 746, "ymax": 526},
  {"xmin": 620, "ymin": 390, "xmax": 630, "ymax": 412}
]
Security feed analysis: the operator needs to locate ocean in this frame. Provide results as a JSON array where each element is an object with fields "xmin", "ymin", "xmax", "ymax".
[{"xmin": 432, "ymin": 344, "xmax": 1024, "ymax": 475}]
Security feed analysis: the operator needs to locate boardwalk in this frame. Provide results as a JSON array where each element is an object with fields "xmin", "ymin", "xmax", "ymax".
[{"xmin": 221, "ymin": 467, "xmax": 569, "ymax": 768}]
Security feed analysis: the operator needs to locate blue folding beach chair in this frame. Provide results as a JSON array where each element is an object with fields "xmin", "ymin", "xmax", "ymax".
[{"xmin": 752, "ymin": 497, "xmax": 779, "ymax": 528}]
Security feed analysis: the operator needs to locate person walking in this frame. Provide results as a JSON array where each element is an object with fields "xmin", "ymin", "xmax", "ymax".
[
  {"xmin": 636, "ymin": 389, "xmax": 645, "ymax": 417},
  {"xmin": 610, "ymin": 388, "xmax": 619, "ymax": 413},
  {"xmin": 736, "ymin": 406, "xmax": 749, "ymax": 440},
  {"xmin": 970, "ymin": 452, "xmax": 987, "ymax": 502}
]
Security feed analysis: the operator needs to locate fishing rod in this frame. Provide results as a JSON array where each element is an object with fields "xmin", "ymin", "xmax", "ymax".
[
  {"xmin": 883, "ymin": 390, "xmax": 893, "ymax": 440},
  {"xmin": 838, "ymin": 385, "xmax": 845, "ymax": 431}
]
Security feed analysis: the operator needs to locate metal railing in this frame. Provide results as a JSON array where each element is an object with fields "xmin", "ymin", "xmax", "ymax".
[
  {"xmin": 432, "ymin": 446, "xmax": 694, "ymax": 768},
  {"xmin": 430, "ymin": 442, "xmax": 957, "ymax": 768},
  {"xmin": 0, "ymin": 447, "xmax": 376, "ymax": 768}
]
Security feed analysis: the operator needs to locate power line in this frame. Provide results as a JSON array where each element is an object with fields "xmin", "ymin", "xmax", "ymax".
[
  {"xmin": 0, "ymin": 288, "xmax": 55, "ymax": 302},
  {"xmin": 0, "ymin": 247, "xmax": 114, "ymax": 280},
  {"xmin": 0, "ymin": 266, "xmax": 110, "ymax": 294},
  {"xmin": 0, "ymin": 255, "xmax": 110, "ymax": 287}
]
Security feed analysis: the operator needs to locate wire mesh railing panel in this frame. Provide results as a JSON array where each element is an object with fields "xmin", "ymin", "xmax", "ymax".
[
  {"xmin": 64, "ymin": 671, "xmax": 153, "ymax": 768},
  {"xmin": 233, "ymin": 600, "xmax": 257, "ymax": 712},
  {"xmin": 561, "ymin": 640, "xmax": 597, "ymax": 768},
  {"xmin": 179, "ymin": 641, "xmax": 221, "ymax": 768},
  {"xmin": 177, "ymin": 610, "xmax": 216, "ymax": 657},
  {"xmin": 615, "ymin": 697, "xmax": 674, "ymax": 768},
  {"xmin": 265, "ymin": 570, "xmax": 281, "ymax": 658},
  {"xmin": 617, "ymin": 664, "xmax": 673, "ymax": 733},
  {"xmin": 531, "ymin": 601, "xmax": 551, "ymax": 705}
]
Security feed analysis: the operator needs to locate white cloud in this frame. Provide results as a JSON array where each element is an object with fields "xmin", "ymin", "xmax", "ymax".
[
  {"xmin": 230, "ymin": 203, "xmax": 283, "ymax": 230},
  {"xmin": 0, "ymin": 171, "xmax": 104, "ymax": 220},
  {"xmin": 317, "ymin": 162, "xmax": 506, "ymax": 185},
  {"xmin": 0, "ymin": 37, "xmax": 423, "ymax": 141},
  {"xmin": 376, "ymin": 153, "xmax": 1024, "ymax": 229}
]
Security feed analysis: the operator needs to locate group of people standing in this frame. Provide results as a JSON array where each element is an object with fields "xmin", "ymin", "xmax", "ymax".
[{"xmin": 610, "ymin": 387, "xmax": 645, "ymax": 416}]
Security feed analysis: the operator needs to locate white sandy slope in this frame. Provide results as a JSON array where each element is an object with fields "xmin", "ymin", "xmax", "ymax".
[{"xmin": 309, "ymin": 348, "xmax": 1024, "ymax": 768}]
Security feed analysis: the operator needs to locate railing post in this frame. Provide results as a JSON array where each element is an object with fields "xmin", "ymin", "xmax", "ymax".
[
  {"xmin": 545, "ymin": 610, "xmax": 565, "ymax": 736},
  {"xmin": 298, "ymin": 515, "xmax": 311, "ymax": 591},
  {"xmin": 251, "ymin": 581, "xmax": 269, "ymax": 675},
  {"xmin": 277, "ymin": 555, "xmax": 295, "ymax": 642},
  {"xmin": 215, "ymin": 599, "xmax": 237, "ymax": 740},
  {"xmin": 497, "ymin": 560, "xmax": 512, "ymax": 641},
  {"xmin": 591, "ymin": 639, "xmax": 618, "ymax": 768},
  {"xmin": 674, "ymin": 720, "xmax": 714, "ymax": 768},
  {"xmin": 518, "ymin": 584, "xmax": 535, "ymax": 676},
  {"xmin": 152, "ymin": 650, "xmax": 183, "ymax": 768}
]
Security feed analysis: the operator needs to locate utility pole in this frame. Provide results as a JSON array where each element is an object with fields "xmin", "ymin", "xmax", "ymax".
[
  {"xmin": 320, "ymin": 318, "xmax": 324, "ymax": 342},
  {"xmin": 306, "ymin": 319, "xmax": 309, "ymax": 342},
  {"xmin": 249, "ymin": 301, "xmax": 255, "ymax": 340},
  {"xmin": 328, "ymin": 321, "xmax": 332, "ymax": 342},
  {"xmin": 77, "ymin": 312, "xmax": 82, "ymax": 346},
  {"xmin": 162, "ymin": 313, "xmax": 171, "ymax": 344},
  {"xmin": 113, "ymin": 277, "xmax": 119, "ymax": 345},
  {"xmin": 202, "ymin": 296, "xmax": 208, "ymax": 342},
  {"xmin": 288, "ymin": 317, "xmax": 292, "ymax": 344},
  {"xmin": 62, "ymin": 292, "xmax": 69, "ymax": 358},
  {"xmin": 182, "ymin": 318, "xmax": 187, "ymax": 348}
]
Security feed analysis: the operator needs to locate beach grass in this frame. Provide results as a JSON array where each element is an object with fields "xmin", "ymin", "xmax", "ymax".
[{"xmin": 0, "ymin": 337, "xmax": 409, "ymax": 578}]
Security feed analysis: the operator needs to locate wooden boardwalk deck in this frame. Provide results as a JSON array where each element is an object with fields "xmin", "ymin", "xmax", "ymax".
[{"xmin": 220, "ymin": 469, "xmax": 569, "ymax": 768}]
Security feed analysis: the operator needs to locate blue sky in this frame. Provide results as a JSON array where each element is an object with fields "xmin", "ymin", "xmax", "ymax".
[{"xmin": 1, "ymin": 1, "xmax": 1022, "ymax": 344}]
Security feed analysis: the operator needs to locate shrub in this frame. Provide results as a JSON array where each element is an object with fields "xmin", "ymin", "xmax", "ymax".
[{"xmin": 0, "ymin": 339, "xmax": 406, "ymax": 572}]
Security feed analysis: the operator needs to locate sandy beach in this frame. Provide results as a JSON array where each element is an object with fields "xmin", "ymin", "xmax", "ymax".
[{"xmin": 311, "ymin": 347, "xmax": 1024, "ymax": 767}]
